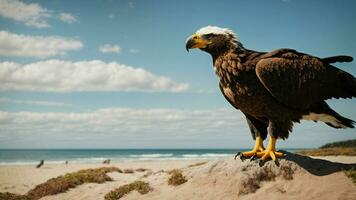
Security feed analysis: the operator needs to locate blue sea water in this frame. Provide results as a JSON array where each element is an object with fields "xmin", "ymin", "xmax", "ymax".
[{"xmin": 0, "ymin": 149, "xmax": 302, "ymax": 165}]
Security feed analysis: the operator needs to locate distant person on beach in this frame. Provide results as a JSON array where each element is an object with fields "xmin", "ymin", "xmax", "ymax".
[
  {"xmin": 36, "ymin": 160, "xmax": 44, "ymax": 168},
  {"xmin": 65, "ymin": 160, "xmax": 68, "ymax": 165},
  {"xmin": 103, "ymin": 159, "xmax": 111, "ymax": 164}
]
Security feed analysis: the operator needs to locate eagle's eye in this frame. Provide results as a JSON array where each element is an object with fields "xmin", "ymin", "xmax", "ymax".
[
  {"xmin": 203, "ymin": 34, "xmax": 215, "ymax": 40},
  {"xmin": 193, "ymin": 35, "xmax": 198, "ymax": 39}
]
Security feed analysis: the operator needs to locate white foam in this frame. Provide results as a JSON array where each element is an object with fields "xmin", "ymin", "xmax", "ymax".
[{"xmin": 129, "ymin": 154, "xmax": 173, "ymax": 158}]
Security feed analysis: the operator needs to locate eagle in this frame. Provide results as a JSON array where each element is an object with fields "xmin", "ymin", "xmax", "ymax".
[{"xmin": 186, "ymin": 26, "xmax": 356, "ymax": 164}]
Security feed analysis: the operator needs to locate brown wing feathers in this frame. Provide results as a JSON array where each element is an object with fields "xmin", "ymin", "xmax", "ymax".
[{"xmin": 255, "ymin": 50, "xmax": 356, "ymax": 110}]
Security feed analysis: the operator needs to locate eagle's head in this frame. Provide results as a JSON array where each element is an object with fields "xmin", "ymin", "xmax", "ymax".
[{"xmin": 185, "ymin": 26, "xmax": 240, "ymax": 55}]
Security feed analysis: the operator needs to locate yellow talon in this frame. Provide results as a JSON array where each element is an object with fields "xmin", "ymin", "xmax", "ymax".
[
  {"xmin": 241, "ymin": 136, "xmax": 265, "ymax": 158},
  {"xmin": 274, "ymin": 151, "xmax": 284, "ymax": 157},
  {"xmin": 256, "ymin": 135, "xmax": 284, "ymax": 161}
]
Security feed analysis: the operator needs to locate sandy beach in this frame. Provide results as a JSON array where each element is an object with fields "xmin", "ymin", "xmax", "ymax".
[{"xmin": 1, "ymin": 154, "xmax": 356, "ymax": 200}]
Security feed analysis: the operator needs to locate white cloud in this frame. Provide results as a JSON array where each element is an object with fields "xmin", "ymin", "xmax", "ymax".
[
  {"xmin": 0, "ymin": 108, "xmax": 245, "ymax": 138},
  {"xmin": 129, "ymin": 49, "xmax": 140, "ymax": 54},
  {"xmin": 0, "ymin": 107, "xmax": 355, "ymax": 149},
  {"xmin": 0, "ymin": 0, "xmax": 78, "ymax": 28},
  {"xmin": 99, "ymin": 44, "xmax": 121, "ymax": 54},
  {"xmin": 58, "ymin": 12, "xmax": 77, "ymax": 24},
  {"xmin": 0, "ymin": 98, "xmax": 71, "ymax": 107},
  {"xmin": 0, "ymin": 60, "xmax": 190, "ymax": 92},
  {"xmin": 0, "ymin": 0, "xmax": 50, "ymax": 28},
  {"xmin": 0, "ymin": 31, "xmax": 83, "ymax": 58},
  {"xmin": 0, "ymin": 108, "xmax": 250, "ymax": 148}
]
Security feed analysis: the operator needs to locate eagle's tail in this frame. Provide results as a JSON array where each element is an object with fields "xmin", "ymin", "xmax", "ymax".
[
  {"xmin": 325, "ymin": 113, "xmax": 355, "ymax": 129},
  {"xmin": 322, "ymin": 55, "xmax": 353, "ymax": 64},
  {"xmin": 310, "ymin": 102, "xmax": 355, "ymax": 129},
  {"xmin": 323, "ymin": 103, "xmax": 355, "ymax": 129}
]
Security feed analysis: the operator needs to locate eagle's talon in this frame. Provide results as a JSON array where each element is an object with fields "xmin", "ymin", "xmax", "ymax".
[
  {"xmin": 250, "ymin": 154, "xmax": 259, "ymax": 161},
  {"xmin": 235, "ymin": 136, "xmax": 265, "ymax": 162},
  {"xmin": 234, "ymin": 152, "xmax": 241, "ymax": 160},
  {"xmin": 240, "ymin": 153, "xmax": 246, "ymax": 162},
  {"xmin": 255, "ymin": 136, "xmax": 284, "ymax": 162},
  {"xmin": 259, "ymin": 149, "xmax": 284, "ymax": 161}
]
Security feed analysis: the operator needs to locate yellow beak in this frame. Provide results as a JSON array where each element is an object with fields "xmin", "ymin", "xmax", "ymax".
[{"xmin": 185, "ymin": 34, "xmax": 211, "ymax": 51}]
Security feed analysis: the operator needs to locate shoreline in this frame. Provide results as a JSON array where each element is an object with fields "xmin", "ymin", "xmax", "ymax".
[{"xmin": 1, "ymin": 154, "xmax": 356, "ymax": 166}]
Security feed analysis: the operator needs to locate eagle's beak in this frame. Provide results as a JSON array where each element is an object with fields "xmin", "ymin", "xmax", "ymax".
[{"xmin": 185, "ymin": 34, "xmax": 210, "ymax": 52}]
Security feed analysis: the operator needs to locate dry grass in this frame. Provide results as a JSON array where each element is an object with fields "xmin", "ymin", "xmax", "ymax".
[
  {"xmin": 238, "ymin": 166, "xmax": 276, "ymax": 195},
  {"xmin": 0, "ymin": 192, "xmax": 31, "ymax": 200},
  {"xmin": 26, "ymin": 167, "xmax": 121, "ymax": 200},
  {"xmin": 344, "ymin": 168, "xmax": 356, "ymax": 184},
  {"xmin": 168, "ymin": 169, "xmax": 187, "ymax": 186},
  {"xmin": 238, "ymin": 163, "xmax": 295, "ymax": 195},
  {"xmin": 188, "ymin": 161, "xmax": 207, "ymax": 168},
  {"xmin": 104, "ymin": 181, "xmax": 152, "ymax": 200},
  {"xmin": 297, "ymin": 147, "xmax": 356, "ymax": 156},
  {"xmin": 279, "ymin": 163, "xmax": 295, "ymax": 180}
]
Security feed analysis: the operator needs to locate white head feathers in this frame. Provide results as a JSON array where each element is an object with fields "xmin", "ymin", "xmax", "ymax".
[{"xmin": 196, "ymin": 26, "xmax": 239, "ymax": 41}]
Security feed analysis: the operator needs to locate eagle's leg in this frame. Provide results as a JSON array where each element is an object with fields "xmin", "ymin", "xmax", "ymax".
[
  {"xmin": 235, "ymin": 136, "xmax": 264, "ymax": 160},
  {"xmin": 236, "ymin": 115, "xmax": 268, "ymax": 161},
  {"xmin": 256, "ymin": 135, "xmax": 284, "ymax": 161}
]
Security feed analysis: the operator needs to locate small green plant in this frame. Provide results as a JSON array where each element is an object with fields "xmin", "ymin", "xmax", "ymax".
[
  {"xmin": 168, "ymin": 169, "xmax": 187, "ymax": 186},
  {"xmin": 104, "ymin": 181, "xmax": 152, "ymax": 200}
]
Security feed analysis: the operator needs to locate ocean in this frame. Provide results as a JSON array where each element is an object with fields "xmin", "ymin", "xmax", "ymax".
[{"xmin": 0, "ymin": 149, "xmax": 302, "ymax": 165}]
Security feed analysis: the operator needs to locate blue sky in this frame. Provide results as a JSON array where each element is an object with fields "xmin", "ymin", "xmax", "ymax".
[{"xmin": 0, "ymin": 0, "xmax": 355, "ymax": 149}]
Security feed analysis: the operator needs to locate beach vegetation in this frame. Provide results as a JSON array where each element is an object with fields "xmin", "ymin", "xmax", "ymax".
[
  {"xmin": 104, "ymin": 181, "xmax": 152, "ymax": 200},
  {"xmin": 0, "ymin": 192, "xmax": 31, "ymax": 200},
  {"xmin": 168, "ymin": 169, "xmax": 187, "ymax": 186},
  {"xmin": 297, "ymin": 147, "xmax": 356, "ymax": 156},
  {"xmin": 239, "ymin": 163, "xmax": 295, "ymax": 195},
  {"xmin": 297, "ymin": 139, "xmax": 356, "ymax": 156},
  {"xmin": 344, "ymin": 168, "xmax": 356, "ymax": 184},
  {"xmin": 320, "ymin": 139, "xmax": 356, "ymax": 149},
  {"xmin": 26, "ymin": 167, "xmax": 121, "ymax": 200}
]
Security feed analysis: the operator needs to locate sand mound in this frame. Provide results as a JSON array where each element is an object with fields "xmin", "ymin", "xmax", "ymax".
[
  {"xmin": 1, "ymin": 154, "xmax": 355, "ymax": 200},
  {"xmin": 123, "ymin": 152, "xmax": 356, "ymax": 200}
]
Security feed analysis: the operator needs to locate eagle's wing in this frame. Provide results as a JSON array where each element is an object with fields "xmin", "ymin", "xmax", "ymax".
[{"xmin": 255, "ymin": 49, "xmax": 355, "ymax": 110}]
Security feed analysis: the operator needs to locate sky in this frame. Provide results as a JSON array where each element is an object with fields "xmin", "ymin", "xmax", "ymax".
[{"xmin": 0, "ymin": 0, "xmax": 355, "ymax": 149}]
